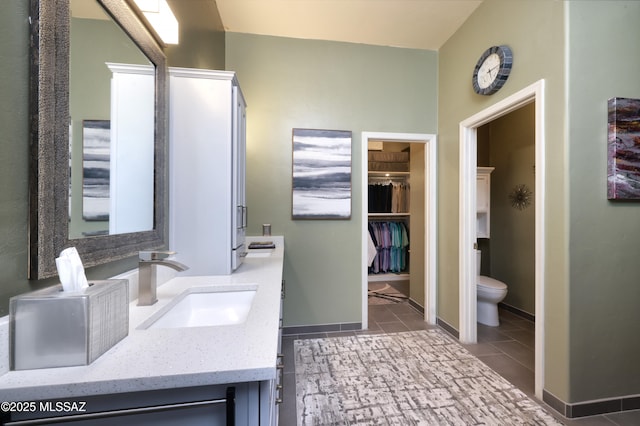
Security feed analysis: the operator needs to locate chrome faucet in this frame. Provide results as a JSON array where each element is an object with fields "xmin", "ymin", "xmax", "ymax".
[{"xmin": 138, "ymin": 251, "xmax": 189, "ymax": 306}]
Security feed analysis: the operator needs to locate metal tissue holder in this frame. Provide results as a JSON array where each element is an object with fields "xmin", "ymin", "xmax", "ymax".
[{"xmin": 9, "ymin": 279, "xmax": 129, "ymax": 370}]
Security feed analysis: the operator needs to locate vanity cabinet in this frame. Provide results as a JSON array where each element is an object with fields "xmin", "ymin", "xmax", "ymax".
[
  {"xmin": 169, "ymin": 68, "xmax": 247, "ymax": 276},
  {"xmin": 2, "ymin": 384, "xmax": 253, "ymax": 425},
  {"xmin": 260, "ymin": 283, "xmax": 285, "ymax": 425},
  {"xmin": 477, "ymin": 167, "xmax": 494, "ymax": 238}
]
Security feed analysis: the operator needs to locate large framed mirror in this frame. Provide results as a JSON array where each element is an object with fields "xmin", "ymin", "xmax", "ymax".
[{"xmin": 29, "ymin": 0, "xmax": 167, "ymax": 279}]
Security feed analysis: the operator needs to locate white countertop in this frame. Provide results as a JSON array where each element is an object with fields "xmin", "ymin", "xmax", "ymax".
[{"xmin": 0, "ymin": 236, "xmax": 284, "ymax": 402}]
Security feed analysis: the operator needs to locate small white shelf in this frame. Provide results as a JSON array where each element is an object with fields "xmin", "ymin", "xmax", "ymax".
[{"xmin": 477, "ymin": 167, "xmax": 494, "ymax": 238}]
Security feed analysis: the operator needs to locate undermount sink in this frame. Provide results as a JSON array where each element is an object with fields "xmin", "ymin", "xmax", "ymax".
[{"xmin": 140, "ymin": 286, "xmax": 257, "ymax": 329}]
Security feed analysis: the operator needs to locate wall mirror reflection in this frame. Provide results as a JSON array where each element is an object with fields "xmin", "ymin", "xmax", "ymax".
[
  {"xmin": 69, "ymin": 0, "xmax": 154, "ymax": 238},
  {"xmin": 29, "ymin": 0, "xmax": 167, "ymax": 279}
]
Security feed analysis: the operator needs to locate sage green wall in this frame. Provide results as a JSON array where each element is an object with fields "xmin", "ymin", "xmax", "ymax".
[
  {"xmin": 0, "ymin": 1, "xmax": 34, "ymax": 316},
  {"xmin": 489, "ymin": 104, "xmax": 536, "ymax": 315},
  {"xmin": 225, "ymin": 33, "xmax": 437, "ymax": 326},
  {"xmin": 165, "ymin": 0, "xmax": 225, "ymax": 70},
  {"xmin": 438, "ymin": 0, "xmax": 568, "ymax": 400},
  {"xmin": 567, "ymin": 1, "xmax": 640, "ymax": 403}
]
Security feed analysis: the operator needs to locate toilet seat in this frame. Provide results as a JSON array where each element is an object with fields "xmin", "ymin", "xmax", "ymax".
[{"xmin": 478, "ymin": 275, "xmax": 507, "ymax": 291}]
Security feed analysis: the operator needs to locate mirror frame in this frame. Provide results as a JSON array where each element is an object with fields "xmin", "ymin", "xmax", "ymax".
[{"xmin": 28, "ymin": 0, "xmax": 167, "ymax": 279}]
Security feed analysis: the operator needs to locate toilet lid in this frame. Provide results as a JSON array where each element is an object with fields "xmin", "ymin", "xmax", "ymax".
[{"xmin": 478, "ymin": 275, "xmax": 507, "ymax": 290}]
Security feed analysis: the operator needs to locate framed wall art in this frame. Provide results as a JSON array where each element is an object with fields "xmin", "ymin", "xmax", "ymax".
[
  {"xmin": 608, "ymin": 97, "xmax": 640, "ymax": 199},
  {"xmin": 292, "ymin": 128, "xmax": 352, "ymax": 219},
  {"xmin": 82, "ymin": 119, "xmax": 111, "ymax": 220}
]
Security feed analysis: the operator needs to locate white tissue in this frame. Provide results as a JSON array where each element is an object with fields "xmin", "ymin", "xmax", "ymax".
[{"xmin": 55, "ymin": 247, "xmax": 89, "ymax": 292}]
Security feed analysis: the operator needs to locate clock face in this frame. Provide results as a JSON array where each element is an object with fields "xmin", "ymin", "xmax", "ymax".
[
  {"xmin": 477, "ymin": 53, "xmax": 500, "ymax": 89},
  {"xmin": 472, "ymin": 45, "xmax": 513, "ymax": 95}
]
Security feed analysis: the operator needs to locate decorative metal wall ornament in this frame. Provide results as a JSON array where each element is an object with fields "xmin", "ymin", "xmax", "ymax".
[{"xmin": 509, "ymin": 184, "xmax": 533, "ymax": 210}]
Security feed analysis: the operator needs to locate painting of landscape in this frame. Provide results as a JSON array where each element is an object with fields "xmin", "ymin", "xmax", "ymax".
[
  {"xmin": 82, "ymin": 120, "xmax": 111, "ymax": 220},
  {"xmin": 608, "ymin": 97, "xmax": 640, "ymax": 199},
  {"xmin": 292, "ymin": 129, "xmax": 352, "ymax": 219}
]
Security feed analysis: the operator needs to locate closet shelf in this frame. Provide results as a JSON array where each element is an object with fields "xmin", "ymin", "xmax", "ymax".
[{"xmin": 369, "ymin": 213, "xmax": 410, "ymax": 218}]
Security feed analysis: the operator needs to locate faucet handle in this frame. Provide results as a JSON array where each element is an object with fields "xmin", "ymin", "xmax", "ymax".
[{"xmin": 139, "ymin": 250, "xmax": 177, "ymax": 261}]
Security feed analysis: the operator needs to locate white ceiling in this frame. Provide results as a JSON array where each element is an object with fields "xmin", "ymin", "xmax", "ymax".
[{"xmin": 215, "ymin": 0, "xmax": 483, "ymax": 51}]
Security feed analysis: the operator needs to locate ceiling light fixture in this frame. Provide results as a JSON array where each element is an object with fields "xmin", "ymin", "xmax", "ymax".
[{"xmin": 133, "ymin": 0, "xmax": 179, "ymax": 45}]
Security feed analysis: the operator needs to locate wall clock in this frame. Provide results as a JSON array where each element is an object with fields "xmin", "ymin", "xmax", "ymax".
[{"xmin": 472, "ymin": 45, "xmax": 513, "ymax": 95}]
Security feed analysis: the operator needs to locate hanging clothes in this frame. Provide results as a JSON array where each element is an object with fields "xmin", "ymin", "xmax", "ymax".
[
  {"xmin": 368, "ymin": 220, "xmax": 410, "ymax": 274},
  {"xmin": 368, "ymin": 181, "xmax": 410, "ymax": 213}
]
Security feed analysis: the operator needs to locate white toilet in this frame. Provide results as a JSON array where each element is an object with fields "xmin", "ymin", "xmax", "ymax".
[{"xmin": 477, "ymin": 250, "xmax": 508, "ymax": 326}]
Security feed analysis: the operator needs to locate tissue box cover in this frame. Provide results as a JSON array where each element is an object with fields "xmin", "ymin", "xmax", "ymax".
[{"xmin": 10, "ymin": 279, "xmax": 129, "ymax": 370}]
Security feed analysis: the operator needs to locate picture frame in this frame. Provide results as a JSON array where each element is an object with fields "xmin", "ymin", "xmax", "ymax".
[
  {"xmin": 607, "ymin": 97, "xmax": 640, "ymax": 199},
  {"xmin": 82, "ymin": 119, "xmax": 111, "ymax": 220},
  {"xmin": 292, "ymin": 128, "xmax": 352, "ymax": 219}
]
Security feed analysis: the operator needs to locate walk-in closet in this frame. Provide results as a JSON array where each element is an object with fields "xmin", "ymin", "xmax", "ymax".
[{"xmin": 367, "ymin": 140, "xmax": 425, "ymax": 311}]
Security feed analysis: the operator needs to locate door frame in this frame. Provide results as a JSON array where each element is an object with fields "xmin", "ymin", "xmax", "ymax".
[
  {"xmin": 458, "ymin": 80, "xmax": 546, "ymax": 398},
  {"xmin": 361, "ymin": 132, "xmax": 437, "ymax": 329}
]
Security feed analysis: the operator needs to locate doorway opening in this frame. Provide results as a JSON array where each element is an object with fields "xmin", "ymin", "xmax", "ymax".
[
  {"xmin": 459, "ymin": 80, "xmax": 546, "ymax": 399},
  {"xmin": 361, "ymin": 132, "xmax": 437, "ymax": 330}
]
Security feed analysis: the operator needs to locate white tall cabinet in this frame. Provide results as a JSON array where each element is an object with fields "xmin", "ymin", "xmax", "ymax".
[
  {"xmin": 477, "ymin": 167, "xmax": 494, "ymax": 238},
  {"xmin": 169, "ymin": 68, "xmax": 247, "ymax": 276},
  {"xmin": 107, "ymin": 63, "xmax": 155, "ymax": 235}
]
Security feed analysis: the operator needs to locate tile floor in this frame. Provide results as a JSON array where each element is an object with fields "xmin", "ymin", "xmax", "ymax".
[{"xmin": 279, "ymin": 299, "xmax": 640, "ymax": 425}]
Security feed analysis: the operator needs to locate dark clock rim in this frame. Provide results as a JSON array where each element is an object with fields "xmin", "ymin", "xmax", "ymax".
[{"xmin": 472, "ymin": 45, "xmax": 513, "ymax": 96}]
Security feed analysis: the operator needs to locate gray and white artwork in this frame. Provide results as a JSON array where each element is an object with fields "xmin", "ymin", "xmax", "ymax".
[
  {"xmin": 292, "ymin": 128, "xmax": 352, "ymax": 219},
  {"xmin": 82, "ymin": 120, "xmax": 110, "ymax": 221}
]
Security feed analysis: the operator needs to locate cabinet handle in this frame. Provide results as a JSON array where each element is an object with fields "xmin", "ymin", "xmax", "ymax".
[
  {"xmin": 276, "ymin": 354, "xmax": 285, "ymax": 405},
  {"xmin": 243, "ymin": 206, "xmax": 248, "ymax": 228}
]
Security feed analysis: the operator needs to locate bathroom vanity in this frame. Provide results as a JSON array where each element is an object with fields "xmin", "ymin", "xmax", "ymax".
[{"xmin": 0, "ymin": 237, "xmax": 284, "ymax": 425}]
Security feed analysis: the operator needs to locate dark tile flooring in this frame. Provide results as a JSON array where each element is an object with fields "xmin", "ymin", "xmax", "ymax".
[{"xmin": 279, "ymin": 299, "xmax": 640, "ymax": 426}]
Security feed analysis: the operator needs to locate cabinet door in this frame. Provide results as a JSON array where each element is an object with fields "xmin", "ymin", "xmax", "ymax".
[
  {"xmin": 231, "ymin": 85, "xmax": 247, "ymax": 256},
  {"xmin": 9, "ymin": 385, "xmax": 249, "ymax": 426},
  {"xmin": 477, "ymin": 174, "xmax": 490, "ymax": 213},
  {"xmin": 169, "ymin": 72, "xmax": 234, "ymax": 276},
  {"xmin": 476, "ymin": 168, "xmax": 493, "ymax": 238}
]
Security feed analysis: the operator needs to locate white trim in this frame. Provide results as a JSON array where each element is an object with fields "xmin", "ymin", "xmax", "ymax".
[
  {"xmin": 458, "ymin": 80, "xmax": 546, "ymax": 399},
  {"xmin": 361, "ymin": 132, "xmax": 437, "ymax": 329}
]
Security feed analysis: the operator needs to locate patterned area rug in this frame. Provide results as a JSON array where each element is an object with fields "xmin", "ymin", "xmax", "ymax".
[
  {"xmin": 368, "ymin": 282, "xmax": 408, "ymax": 305},
  {"xmin": 295, "ymin": 330, "xmax": 563, "ymax": 425}
]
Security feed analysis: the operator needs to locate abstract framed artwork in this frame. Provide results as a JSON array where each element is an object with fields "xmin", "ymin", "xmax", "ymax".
[
  {"xmin": 82, "ymin": 119, "xmax": 111, "ymax": 220},
  {"xmin": 608, "ymin": 97, "xmax": 640, "ymax": 199},
  {"xmin": 292, "ymin": 128, "xmax": 352, "ymax": 219}
]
